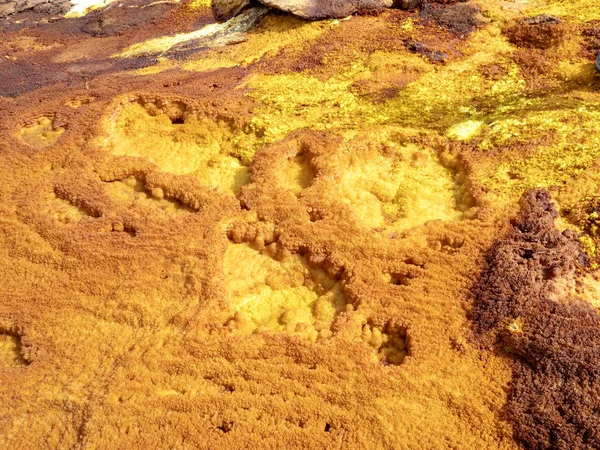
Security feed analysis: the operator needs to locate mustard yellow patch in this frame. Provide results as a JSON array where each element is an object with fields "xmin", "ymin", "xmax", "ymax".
[
  {"xmin": 223, "ymin": 242, "xmax": 345, "ymax": 340},
  {"xmin": 0, "ymin": 333, "xmax": 26, "ymax": 367},
  {"xmin": 339, "ymin": 143, "xmax": 462, "ymax": 231},
  {"xmin": 99, "ymin": 101, "xmax": 256, "ymax": 196},
  {"xmin": 17, "ymin": 116, "xmax": 65, "ymax": 149}
]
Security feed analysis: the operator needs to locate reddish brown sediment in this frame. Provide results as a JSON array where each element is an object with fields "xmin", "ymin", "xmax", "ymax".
[
  {"xmin": 0, "ymin": 57, "xmax": 513, "ymax": 447},
  {"xmin": 504, "ymin": 14, "xmax": 567, "ymax": 49},
  {"xmin": 471, "ymin": 189, "xmax": 600, "ymax": 449},
  {"xmin": 421, "ymin": 2, "xmax": 490, "ymax": 36},
  {"xmin": 581, "ymin": 21, "xmax": 600, "ymax": 59},
  {"xmin": 0, "ymin": 0, "xmax": 214, "ymax": 97}
]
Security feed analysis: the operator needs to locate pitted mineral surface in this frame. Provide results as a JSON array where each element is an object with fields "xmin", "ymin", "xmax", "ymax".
[
  {"xmin": 471, "ymin": 189, "xmax": 600, "ymax": 449},
  {"xmin": 1, "ymin": 0, "xmax": 600, "ymax": 449}
]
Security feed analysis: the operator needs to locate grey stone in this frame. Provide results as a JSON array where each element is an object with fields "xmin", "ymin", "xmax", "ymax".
[
  {"xmin": 257, "ymin": 0, "xmax": 393, "ymax": 19},
  {"xmin": 167, "ymin": 6, "xmax": 270, "ymax": 57},
  {"xmin": 0, "ymin": 2, "xmax": 17, "ymax": 17}
]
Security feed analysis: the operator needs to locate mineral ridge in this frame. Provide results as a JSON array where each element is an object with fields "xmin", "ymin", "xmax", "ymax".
[{"xmin": 1, "ymin": 0, "xmax": 600, "ymax": 449}]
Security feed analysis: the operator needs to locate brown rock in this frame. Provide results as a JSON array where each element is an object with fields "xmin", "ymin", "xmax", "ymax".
[
  {"xmin": 0, "ymin": 0, "xmax": 70, "ymax": 18},
  {"xmin": 428, "ymin": 3, "xmax": 490, "ymax": 36},
  {"xmin": 81, "ymin": 0, "xmax": 173, "ymax": 36},
  {"xmin": 31, "ymin": 0, "xmax": 71, "ymax": 15},
  {"xmin": 393, "ymin": 0, "xmax": 421, "ymax": 9},
  {"xmin": 471, "ymin": 189, "xmax": 600, "ymax": 450},
  {"xmin": 0, "ymin": 1, "xmax": 16, "ymax": 17},
  {"xmin": 212, "ymin": 0, "xmax": 251, "ymax": 21},
  {"xmin": 581, "ymin": 21, "xmax": 600, "ymax": 60},
  {"xmin": 504, "ymin": 14, "xmax": 567, "ymax": 49}
]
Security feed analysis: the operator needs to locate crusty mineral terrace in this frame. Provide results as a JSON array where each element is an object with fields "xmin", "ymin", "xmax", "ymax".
[{"xmin": 1, "ymin": 0, "xmax": 600, "ymax": 449}]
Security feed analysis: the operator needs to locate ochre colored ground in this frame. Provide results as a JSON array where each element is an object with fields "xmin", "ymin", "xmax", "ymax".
[{"xmin": 1, "ymin": 0, "xmax": 600, "ymax": 448}]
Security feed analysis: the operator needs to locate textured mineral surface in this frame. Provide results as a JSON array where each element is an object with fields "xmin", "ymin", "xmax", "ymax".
[{"xmin": 1, "ymin": 0, "xmax": 600, "ymax": 449}]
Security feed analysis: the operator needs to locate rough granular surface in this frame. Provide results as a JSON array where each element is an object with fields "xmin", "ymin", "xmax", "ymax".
[
  {"xmin": 1, "ymin": 0, "xmax": 600, "ymax": 448},
  {"xmin": 471, "ymin": 189, "xmax": 600, "ymax": 449}
]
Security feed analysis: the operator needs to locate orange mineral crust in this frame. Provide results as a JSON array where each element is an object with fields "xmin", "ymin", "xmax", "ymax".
[{"xmin": 1, "ymin": 0, "xmax": 600, "ymax": 449}]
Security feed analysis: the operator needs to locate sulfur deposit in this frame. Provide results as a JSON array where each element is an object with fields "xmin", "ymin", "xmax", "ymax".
[{"xmin": 1, "ymin": 0, "xmax": 600, "ymax": 449}]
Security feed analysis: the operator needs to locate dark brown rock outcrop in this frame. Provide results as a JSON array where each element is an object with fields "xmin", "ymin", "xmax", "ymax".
[
  {"xmin": 471, "ymin": 189, "xmax": 600, "ymax": 450},
  {"xmin": 0, "ymin": 0, "xmax": 70, "ymax": 18},
  {"xmin": 212, "ymin": 0, "xmax": 251, "ymax": 21},
  {"xmin": 425, "ymin": 3, "xmax": 490, "ymax": 36},
  {"xmin": 504, "ymin": 14, "xmax": 567, "ymax": 49}
]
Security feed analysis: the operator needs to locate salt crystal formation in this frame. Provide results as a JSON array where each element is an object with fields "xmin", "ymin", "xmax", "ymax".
[{"xmin": 1, "ymin": 0, "xmax": 600, "ymax": 448}]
